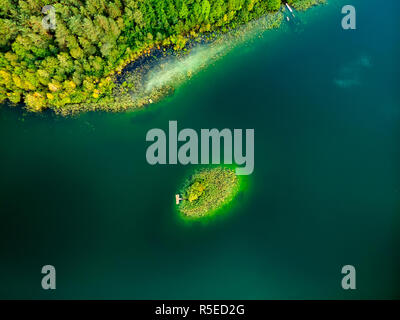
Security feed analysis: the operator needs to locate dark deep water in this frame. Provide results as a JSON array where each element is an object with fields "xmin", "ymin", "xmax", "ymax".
[{"xmin": 0, "ymin": 0, "xmax": 399, "ymax": 299}]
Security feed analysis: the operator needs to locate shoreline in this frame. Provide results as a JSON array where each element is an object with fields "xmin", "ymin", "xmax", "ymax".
[
  {"xmin": 54, "ymin": 11, "xmax": 286, "ymax": 116},
  {"xmin": 2, "ymin": 1, "xmax": 326, "ymax": 116},
  {"xmin": 57, "ymin": 1, "xmax": 326, "ymax": 116}
]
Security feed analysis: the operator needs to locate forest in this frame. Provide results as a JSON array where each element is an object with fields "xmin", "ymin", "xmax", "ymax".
[{"xmin": 0, "ymin": 0, "xmax": 322, "ymax": 113}]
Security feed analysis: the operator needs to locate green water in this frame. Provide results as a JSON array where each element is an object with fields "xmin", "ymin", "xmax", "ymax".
[{"xmin": 0, "ymin": 0, "xmax": 399, "ymax": 299}]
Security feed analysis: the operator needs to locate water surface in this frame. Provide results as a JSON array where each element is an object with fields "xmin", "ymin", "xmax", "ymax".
[{"xmin": 0, "ymin": 0, "xmax": 399, "ymax": 299}]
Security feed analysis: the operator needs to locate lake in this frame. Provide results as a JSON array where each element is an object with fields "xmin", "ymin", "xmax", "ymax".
[{"xmin": 0, "ymin": 0, "xmax": 399, "ymax": 299}]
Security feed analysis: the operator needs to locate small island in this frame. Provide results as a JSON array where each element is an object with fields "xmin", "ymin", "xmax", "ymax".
[{"xmin": 177, "ymin": 167, "xmax": 240, "ymax": 218}]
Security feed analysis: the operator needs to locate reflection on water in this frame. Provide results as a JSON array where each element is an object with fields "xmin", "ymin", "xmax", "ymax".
[{"xmin": 334, "ymin": 54, "xmax": 372, "ymax": 88}]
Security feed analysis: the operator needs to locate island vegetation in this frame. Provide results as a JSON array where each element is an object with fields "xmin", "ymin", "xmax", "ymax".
[
  {"xmin": 0, "ymin": 0, "xmax": 325, "ymax": 114},
  {"xmin": 177, "ymin": 167, "xmax": 240, "ymax": 218}
]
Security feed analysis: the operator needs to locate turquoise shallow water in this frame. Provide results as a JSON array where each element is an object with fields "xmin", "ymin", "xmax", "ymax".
[{"xmin": 0, "ymin": 0, "xmax": 399, "ymax": 299}]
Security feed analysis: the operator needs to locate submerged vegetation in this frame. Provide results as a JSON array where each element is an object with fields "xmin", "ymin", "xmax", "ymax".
[
  {"xmin": 0, "ymin": 0, "xmax": 325, "ymax": 114},
  {"xmin": 178, "ymin": 167, "xmax": 239, "ymax": 218},
  {"xmin": 288, "ymin": 0, "xmax": 326, "ymax": 11}
]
